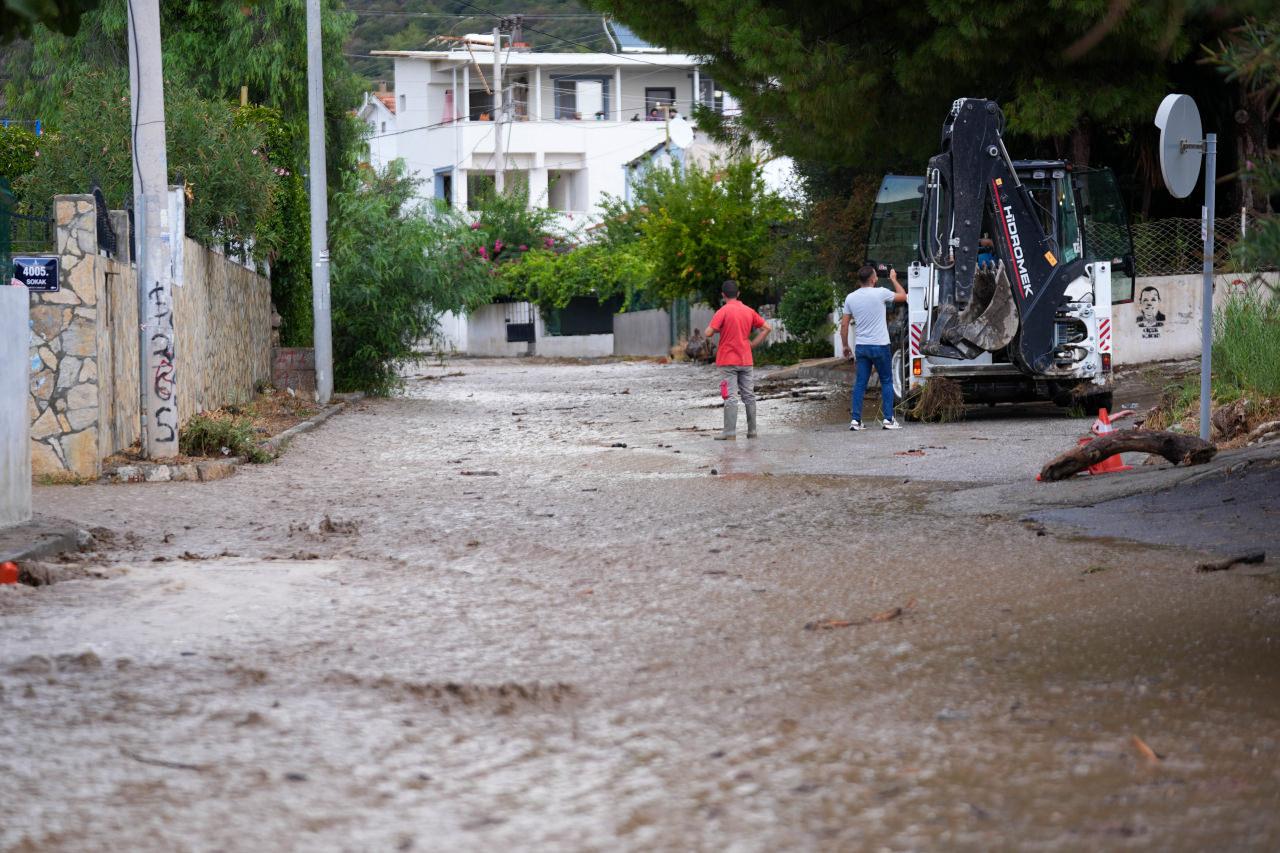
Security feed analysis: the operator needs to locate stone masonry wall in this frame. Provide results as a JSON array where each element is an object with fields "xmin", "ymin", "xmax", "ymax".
[{"xmin": 29, "ymin": 194, "xmax": 272, "ymax": 478}]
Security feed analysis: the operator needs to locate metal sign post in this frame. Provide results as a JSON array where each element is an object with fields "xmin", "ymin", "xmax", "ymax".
[{"xmin": 1154, "ymin": 94, "xmax": 1214, "ymax": 441}]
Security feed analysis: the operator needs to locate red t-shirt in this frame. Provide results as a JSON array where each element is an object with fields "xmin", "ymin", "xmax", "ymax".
[{"xmin": 710, "ymin": 299, "xmax": 766, "ymax": 366}]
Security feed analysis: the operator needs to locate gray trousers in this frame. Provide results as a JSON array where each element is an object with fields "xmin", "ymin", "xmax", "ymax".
[{"xmin": 719, "ymin": 365, "xmax": 757, "ymax": 436}]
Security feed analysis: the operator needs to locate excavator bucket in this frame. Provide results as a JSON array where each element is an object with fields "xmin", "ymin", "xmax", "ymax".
[{"xmin": 952, "ymin": 260, "xmax": 1018, "ymax": 353}]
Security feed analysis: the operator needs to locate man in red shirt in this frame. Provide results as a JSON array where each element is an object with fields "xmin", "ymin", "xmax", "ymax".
[{"xmin": 705, "ymin": 280, "xmax": 772, "ymax": 440}]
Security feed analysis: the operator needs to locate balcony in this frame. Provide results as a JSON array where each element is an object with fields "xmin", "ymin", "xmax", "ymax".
[{"xmin": 422, "ymin": 119, "xmax": 672, "ymax": 167}]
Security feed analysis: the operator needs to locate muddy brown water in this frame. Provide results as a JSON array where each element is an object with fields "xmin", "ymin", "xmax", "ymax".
[{"xmin": 2, "ymin": 359, "xmax": 1277, "ymax": 851}]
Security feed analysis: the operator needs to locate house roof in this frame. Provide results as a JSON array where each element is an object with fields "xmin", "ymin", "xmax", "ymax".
[
  {"xmin": 371, "ymin": 49, "xmax": 698, "ymax": 69},
  {"xmin": 608, "ymin": 22, "xmax": 662, "ymax": 53},
  {"xmin": 375, "ymin": 91, "xmax": 396, "ymax": 114}
]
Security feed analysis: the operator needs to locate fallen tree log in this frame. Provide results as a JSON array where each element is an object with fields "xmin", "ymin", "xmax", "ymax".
[{"xmin": 1038, "ymin": 428, "xmax": 1216, "ymax": 482}]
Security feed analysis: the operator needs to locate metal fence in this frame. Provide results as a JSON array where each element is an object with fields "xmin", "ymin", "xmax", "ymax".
[
  {"xmin": 0, "ymin": 181, "xmax": 53, "ymax": 273},
  {"xmin": 1131, "ymin": 212, "xmax": 1260, "ymax": 277}
]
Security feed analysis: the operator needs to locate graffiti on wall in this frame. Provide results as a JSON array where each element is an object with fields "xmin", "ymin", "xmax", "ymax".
[
  {"xmin": 147, "ymin": 278, "xmax": 178, "ymax": 448},
  {"xmin": 1137, "ymin": 285, "xmax": 1165, "ymax": 339}
]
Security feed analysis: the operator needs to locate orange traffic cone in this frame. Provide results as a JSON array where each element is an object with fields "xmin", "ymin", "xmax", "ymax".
[
  {"xmin": 0, "ymin": 561, "xmax": 18, "ymax": 585},
  {"xmin": 1086, "ymin": 408, "xmax": 1131, "ymax": 475}
]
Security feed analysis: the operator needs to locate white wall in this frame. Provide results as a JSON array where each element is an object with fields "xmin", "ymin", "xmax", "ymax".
[
  {"xmin": 1113, "ymin": 272, "xmax": 1278, "ymax": 365},
  {"xmin": 1, "ymin": 287, "xmax": 32, "ymax": 526}
]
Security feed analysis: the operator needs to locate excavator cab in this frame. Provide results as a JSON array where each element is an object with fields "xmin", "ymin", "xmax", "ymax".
[{"xmin": 868, "ymin": 98, "xmax": 1133, "ymax": 412}]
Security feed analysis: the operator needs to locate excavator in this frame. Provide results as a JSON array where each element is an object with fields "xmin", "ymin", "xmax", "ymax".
[{"xmin": 866, "ymin": 98, "xmax": 1136, "ymax": 413}]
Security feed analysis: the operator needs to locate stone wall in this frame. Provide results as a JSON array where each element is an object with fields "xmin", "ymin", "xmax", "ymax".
[
  {"xmin": 29, "ymin": 195, "xmax": 272, "ymax": 478},
  {"xmin": 272, "ymin": 347, "xmax": 316, "ymax": 394}
]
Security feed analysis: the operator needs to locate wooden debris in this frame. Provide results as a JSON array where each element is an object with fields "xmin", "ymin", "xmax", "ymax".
[
  {"xmin": 1130, "ymin": 734, "xmax": 1162, "ymax": 765},
  {"xmin": 1196, "ymin": 551, "xmax": 1266, "ymax": 573},
  {"xmin": 1038, "ymin": 428, "xmax": 1216, "ymax": 482}
]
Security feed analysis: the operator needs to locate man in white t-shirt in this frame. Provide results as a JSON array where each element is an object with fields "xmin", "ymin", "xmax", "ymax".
[{"xmin": 840, "ymin": 264, "xmax": 907, "ymax": 430}]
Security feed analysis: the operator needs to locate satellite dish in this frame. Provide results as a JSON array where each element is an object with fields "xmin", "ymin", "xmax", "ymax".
[
  {"xmin": 668, "ymin": 116, "xmax": 695, "ymax": 149},
  {"xmin": 1154, "ymin": 94, "xmax": 1203, "ymax": 199}
]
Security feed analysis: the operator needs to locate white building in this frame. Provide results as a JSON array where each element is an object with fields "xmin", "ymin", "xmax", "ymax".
[{"xmin": 364, "ymin": 36, "xmax": 742, "ymax": 219}]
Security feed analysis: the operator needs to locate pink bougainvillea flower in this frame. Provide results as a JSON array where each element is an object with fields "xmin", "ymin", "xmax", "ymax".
[
  {"xmin": 478, "ymin": 246, "xmax": 489, "ymax": 259},
  {"xmin": 519, "ymin": 244, "xmax": 528, "ymax": 251},
  {"xmin": 470, "ymin": 222, "xmax": 481, "ymax": 230},
  {"xmin": 494, "ymin": 239, "xmax": 504, "ymax": 253}
]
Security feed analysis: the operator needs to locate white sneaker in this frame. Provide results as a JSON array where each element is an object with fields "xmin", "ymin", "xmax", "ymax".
[
  {"xmin": 849, "ymin": 419, "xmax": 863, "ymax": 431},
  {"xmin": 882, "ymin": 418, "xmax": 903, "ymax": 430}
]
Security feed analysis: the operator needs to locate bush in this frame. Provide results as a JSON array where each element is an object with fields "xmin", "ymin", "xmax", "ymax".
[
  {"xmin": 777, "ymin": 277, "xmax": 837, "ymax": 344},
  {"xmin": 0, "ymin": 124, "xmax": 39, "ymax": 183},
  {"xmin": 1214, "ymin": 288, "xmax": 1280, "ymax": 397},
  {"xmin": 180, "ymin": 414, "xmax": 272, "ymax": 463},
  {"xmin": 755, "ymin": 338, "xmax": 831, "ymax": 365}
]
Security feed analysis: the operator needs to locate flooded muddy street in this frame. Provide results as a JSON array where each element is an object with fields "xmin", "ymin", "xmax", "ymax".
[{"xmin": 4, "ymin": 360, "xmax": 1278, "ymax": 850}]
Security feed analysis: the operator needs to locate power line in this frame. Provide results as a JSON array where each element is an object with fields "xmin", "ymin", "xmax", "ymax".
[{"xmin": 452, "ymin": 0, "xmax": 681, "ymax": 69}]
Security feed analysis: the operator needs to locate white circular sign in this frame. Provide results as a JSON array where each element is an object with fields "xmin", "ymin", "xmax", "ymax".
[
  {"xmin": 668, "ymin": 116, "xmax": 695, "ymax": 149},
  {"xmin": 1154, "ymin": 94, "xmax": 1203, "ymax": 199}
]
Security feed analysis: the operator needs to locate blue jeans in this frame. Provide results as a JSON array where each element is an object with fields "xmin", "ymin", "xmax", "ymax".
[{"xmin": 851, "ymin": 344, "xmax": 895, "ymax": 423}]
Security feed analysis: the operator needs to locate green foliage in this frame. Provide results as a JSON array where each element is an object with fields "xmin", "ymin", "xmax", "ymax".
[
  {"xmin": 16, "ymin": 70, "xmax": 275, "ymax": 249},
  {"xmin": 4, "ymin": 0, "xmax": 364, "ymax": 347},
  {"xmin": 604, "ymin": 157, "xmax": 794, "ymax": 306},
  {"xmin": 0, "ymin": 124, "xmax": 39, "ymax": 182},
  {"xmin": 502, "ymin": 242, "xmax": 654, "ymax": 310},
  {"xmin": 777, "ymin": 277, "xmax": 837, "ymax": 345},
  {"xmin": 589, "ymin": 0, "xmax": 1260, "ymax": 169},
  {"xmin": 326, "ymin": 163, "xmax": 547, "ymax": 395},
  {"xmin": 180, "ymin": 414, "xmax": 272, "ymax": 464},
  {"xmin": 1206, "ymin": 17, "xmax": 1280, "ymax": 271},
  {"xmin": 1, "ymin": 0, "xmax": 99, "ymax": 42},
  {"xmin": 754, "ymin": 338, "xmax": 831, "ymax": 365},
  {"xmin": 1214, "ymin": 288, "xmax": 1280, "ymax": 397}
]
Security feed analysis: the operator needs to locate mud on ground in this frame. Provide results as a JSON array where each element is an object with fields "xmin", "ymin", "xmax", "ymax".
[{"xmin": 2, "ymin": 359, "xmax": 1278, "ymax": 851}]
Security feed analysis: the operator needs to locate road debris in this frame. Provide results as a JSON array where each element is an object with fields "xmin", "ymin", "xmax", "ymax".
[
  {"xmin": 1038, "ymin": 429, "xmax": 1216, "ymax": 482},
  {"xmin": 805, "ymin": 599, "xmax": 917, "ymax": 630},
  {"xmin": 1196, "ymin": 551, "xmax": 1265, "ymax": 573},
  {"xmin": 1130, "ymin": 735, "xmax": 1163, "ymax": 765}
]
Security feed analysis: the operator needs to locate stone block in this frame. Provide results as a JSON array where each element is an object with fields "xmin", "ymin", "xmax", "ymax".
[
  {"xmin": 197, "ymin": 459, "xmax": 237, "ymax": 482},
  {"xmin": 67, "ymin": 260, "xmax": 96, "ymax": 305},
  {"xmin": 112, "ymin": 465, "xmax": 143, "ymax": 483},
  {"xmin": 30, "ymin": 369, "xmax": 53, "ymax": 401},
  {"xmin": 144, "ymin": 465, "xmax": 171, "ymax": 483},
  {"xmin": 78, "ymin": 360, "xmax": 97, "ymax": 383},
  {"xmin": 40, "ymin": 287, "xmax": 79, "ymax": 306},
  {"xmin": 60, "ymin": 429, "xmax": 99, "ymax": 478},
  {"xmin": 56, "ymin": 357, "xmax": 82, "ymax": 390},
  {"xmin": 30, "ymin": 305, "xmax": 66, "ymax": 341},
  {"xmin": 172, "ymin": 464, "xmax": 199, "ymax": 481},
  {"xmin": 56, "ymin": 413, "xmax": 71, "ymax": 432},
  {"xmin": 67, "ymin": 405, "xmax": 97, "ymax": 432},
  {"xmin": 31, "ymin": 406, "xmax": 60, "ymax": 441},
  {"xmin": 66, "ymin": 382, "xmax": 97, "ymax": 412},
  {"xmin": 39, "ymin": 346, "xmax": 57, "ymax": 371},
  {"xmin": 61, "ymin": 319, "xmax": 96, "ymax": 358},
  {"xmin": 31, "ymin": 440, "xmax": 65, "ymax": 476}
]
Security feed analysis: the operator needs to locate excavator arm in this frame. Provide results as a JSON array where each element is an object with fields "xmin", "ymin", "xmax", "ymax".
[{"xmin": 920, "ymin": 98, "xmax": 1086, "ymax": 374}]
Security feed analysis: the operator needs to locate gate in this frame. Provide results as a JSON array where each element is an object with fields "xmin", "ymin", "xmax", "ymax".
[{"xmin": 1, "ymin": 180, "xmax": 54, "ymax": 271}]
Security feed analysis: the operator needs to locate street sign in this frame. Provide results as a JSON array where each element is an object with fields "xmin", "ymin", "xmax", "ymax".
[{"xmin": 11, "ymin": 256, "xmax": 58, "ymax": 292}]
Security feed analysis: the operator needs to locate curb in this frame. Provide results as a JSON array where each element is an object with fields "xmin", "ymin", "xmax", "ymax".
[
  {"xmin": 100, "ymin": 399, "xmax": 353, "ymax": 485},
  {"xmin": 0, "ymin": 514, "xmax": 91, "ymax": 564}
]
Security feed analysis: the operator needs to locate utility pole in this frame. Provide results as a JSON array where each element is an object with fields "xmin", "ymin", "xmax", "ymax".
[
  {"xmin": 306, "ymin": 0, "xmax": 333, "ymax": 405},
  {"xmin": 492, "ymin": 25, "xmax": 505, "ymax": 194},
  {"xmin": 127, "ymin": 0, "xmax": 178, "ymax": 459}
]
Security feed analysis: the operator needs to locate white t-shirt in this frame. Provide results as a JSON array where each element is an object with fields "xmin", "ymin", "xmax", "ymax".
[{"xmin": 843, "ymin": 286, "xmax": 895, "ymax": 346}]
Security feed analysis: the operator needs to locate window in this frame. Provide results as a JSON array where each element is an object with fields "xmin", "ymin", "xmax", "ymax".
[
  {"xmin": 552, "ymin": 76, "xmax": 611, "ymax": 120},
  {"xmin": 645, "ymin": 87, "xmax": 676, "ymax": 118},
  {"xmin": 399, "ymin": 94, "xmax": 406, "ymax": 112},
  {"xmin": 470, "ymin": 90, "xmax": 494, "ymax": 121},
  {"xmin": 696, "ymin": 76, "xmax": 724, "ymax": 113},
  {"xmin": 380, "ymin": 121, "xmax": 386, "ymax": 134}
]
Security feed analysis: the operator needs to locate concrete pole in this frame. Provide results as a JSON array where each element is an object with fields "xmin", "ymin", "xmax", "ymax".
[
  {"xmin": 493, "ymin": 27, "xmax": 505, "ymax": 194},
  {"xmin": 127, "ymin": 0, "xmax": 177, "ymax": 459},
  {"xmin": 1199, "ymin": 134, "xmax": 1216, "ymax": 442},
  {"xmin": 306, "ymin": 0, "xmax": 333, "ymax": 405}
]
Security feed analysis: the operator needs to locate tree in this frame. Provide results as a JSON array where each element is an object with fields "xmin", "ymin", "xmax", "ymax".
[
  {"xmin": 17, "ymin": 70, "xmax": 276, "ymax": 248},
  {"xmin": 588, "ymin": 0, "xmax": 1265, "ymax": 171},
  {"xmin": 1, "ymin": 0, "xmax": 99, "ymax": 42},
  {"xmin": 4, "ymin": 0, "xmax": 364, "ymax": 346},
  {"xmin": 602, "ymin": 157, "xmax": 794, "ymax": 306},
  {"xmin": 1205, "ymin": 17, "xmax": 1280, "ymax": 269}
]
